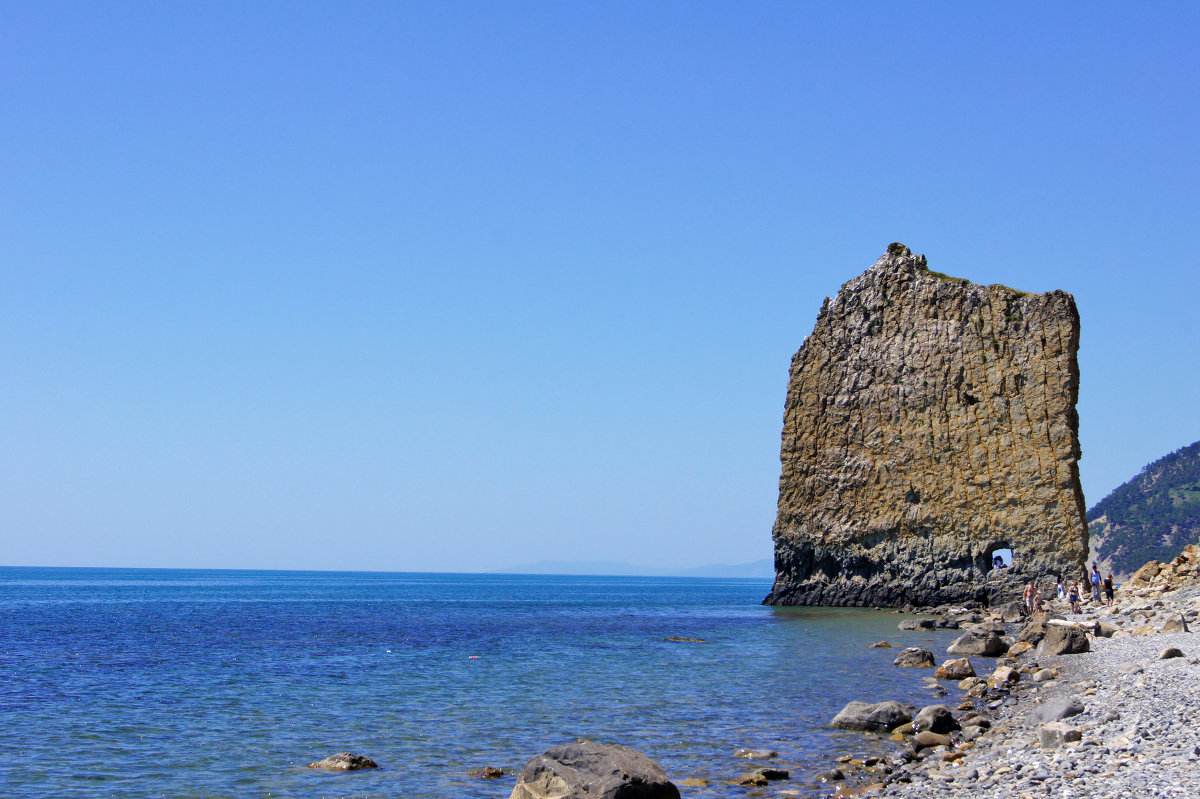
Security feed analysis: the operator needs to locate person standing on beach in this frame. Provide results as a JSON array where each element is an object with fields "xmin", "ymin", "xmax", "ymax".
[
  {"xmin": 1091, "ymin": 564, "xmax": 1102, "ymax": 603},
  {"xmin": 1023, "ymin": 581, "xmax": 1035, "ymax": 615},
  {"xmin": 1104, "ymin": 573, "xmax": 1116, "ymax": 606},
  {"xmin": 1068, "ymin": 583, "xmax": 1081, "ymax": 613},
  {"xmin": 1056, "ymin": 578, "xmax": 1065, "ymax": 601}
]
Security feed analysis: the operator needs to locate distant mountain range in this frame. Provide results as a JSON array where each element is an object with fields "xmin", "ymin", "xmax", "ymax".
[
  {"xmin": 498, "ymin": 558, "xmax": 775, "ymax": 579},
  {"xmin": 1089, "ymin": 439, "xmax": 1200, "ymax": 578}
]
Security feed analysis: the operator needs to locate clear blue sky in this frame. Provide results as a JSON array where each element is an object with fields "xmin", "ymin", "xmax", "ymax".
[{"xmin": 2, "ymin": 2, "xmax": 1197, "ymax": 572}]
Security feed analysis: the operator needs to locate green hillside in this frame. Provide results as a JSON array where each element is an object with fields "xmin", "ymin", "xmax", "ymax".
[{"xmin": 1088, "ymin": 440, "xmax": 1200, "ymax": 576}]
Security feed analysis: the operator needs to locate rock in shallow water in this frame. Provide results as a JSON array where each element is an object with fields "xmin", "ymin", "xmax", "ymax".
[
  {"xmin": 947, "ymin": 631, "xmax": 1009, "ymax": 657},
  {"xmin": 510, "ymin": 740, "xmax": 679, "ymax": 799},
  {"xmin": 894, "ymin": 647, "xmax": 936, "ymax": 668},
  {"xmin": 733, "ymin": 748, "xmax": 777, "ymax": 759},
  {"xmin": 830, "ymin": 700, "xmax": 912, "ymax": 733},
  {"xmin": 306, "ymin": 752, "xmax": 379, "ymax": 770},
  {"xmin": 913, "ymin": 704, "xmax": 960, "ymax": 734},
  {"xmin": 935, "ymin": 657, "xmax": 975, "ymax": 680}
]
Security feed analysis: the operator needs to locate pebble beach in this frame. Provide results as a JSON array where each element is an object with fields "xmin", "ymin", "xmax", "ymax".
[{"xmin": 827, "ymin": 553, "xmax": 1200, "ymax": 799}]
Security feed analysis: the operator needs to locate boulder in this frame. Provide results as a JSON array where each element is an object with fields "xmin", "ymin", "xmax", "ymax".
[
  {"xmin": 947, "ymin": 631, "xmax": 1009, "ymax": 656},
  {"xmin": 898, "ymin": 618, "xmax": 938, "ymax": 631},
  {"xmin": 1037, "ymin": 722, "xmax": 1082, "ymax": 748},
  {"xmin": 1007, "ymin": 641, "xmax": 1034, "ymax": 657},
  {"xmin": 868, "ymin": 641, "xmax": 892, "ymax": 648},
  {"xmin": 1029, "ymin": 696, "xmax": 1085, "ymax": 724},
  {"xmin": 307, "ymin": 753, "xmax": 379, "ymax": 770},
  {"xmin": 999, "ymin": 601, "xmax": 1026, "ymax": 623},
  {"xmin": 987, "ymin": 665, "xmax": 1020, "ymax": 689},
  {"xmin": 911, "ymin": 731, "xmax": 951, "ymax": 751},
  {"xmin": 1016, "ymin": 621, "xmax": 1048, "ymax": 645},
  {"xmin": 893, "ymin": 647, "xmax": 936, "ymax": 668},
  {"xmin": 935, "ymin": 657, "xmax": 975, "ymax": 680},
  {"xmin": 830, "ymin": 700, "xmax": 912, "ymax": 733},
  {"xmin": 1040, "ymin": 624, "xmax": 1089, "ymax": 655},
  {"xmin": 1161, "ymin": 616, "xmax": 1189, "ymax": 634},
  {"xmin": 510, "ymin": 741, "xmax": 679, "ymax": 799},
  {"xmin": 1129, "ymin": 560, "xmax": 1162, "ymax": 585},
  {"xmin": 913, "ymin": 704, "xmax": 960, "ymax": 734},
  {"xmin": 1160, "ymin": 647, "xmax": 1185, "ymax": 659}
]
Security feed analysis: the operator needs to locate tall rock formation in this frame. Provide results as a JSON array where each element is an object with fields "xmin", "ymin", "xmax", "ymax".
[{"xmin": 765, "ymin": 244, "xmax": 1088, "ymax": 607}]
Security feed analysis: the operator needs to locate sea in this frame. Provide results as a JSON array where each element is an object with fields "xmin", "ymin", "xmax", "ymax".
[{"xmin": 0, "ymin": 567, "xmax": 964, "ymax": 798}]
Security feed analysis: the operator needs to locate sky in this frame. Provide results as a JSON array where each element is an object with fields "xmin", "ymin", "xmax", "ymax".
[{"xmin": 2, "ymin": 2, "xmax": 1198, "ymax": 573}]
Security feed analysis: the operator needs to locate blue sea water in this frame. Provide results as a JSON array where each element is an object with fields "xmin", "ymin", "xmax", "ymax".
[{"xmin": 0, "ymin": 568, "xmax": 961, "ymax": 798}]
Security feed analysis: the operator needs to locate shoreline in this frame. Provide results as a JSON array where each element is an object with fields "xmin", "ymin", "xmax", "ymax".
[{"xmin": 823, "ymin": 572, "xmax": 1200, "ymax": 797}]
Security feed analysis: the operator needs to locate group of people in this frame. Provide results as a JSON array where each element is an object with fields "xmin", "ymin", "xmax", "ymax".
[{"xmin": 1022, "ymin": 564, "xmax": 1115, "ymax": 615}]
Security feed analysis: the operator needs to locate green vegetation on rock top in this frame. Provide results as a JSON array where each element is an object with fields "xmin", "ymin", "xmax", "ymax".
[{"xmin": 883, "ymin": 244, "xmax": 1028, "ymax": 296}]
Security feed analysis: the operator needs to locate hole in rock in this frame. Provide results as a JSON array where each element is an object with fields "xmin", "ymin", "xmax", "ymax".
[{"xmin": 990, "ymin": 548, "xmax": 1013, "ymax": 570}]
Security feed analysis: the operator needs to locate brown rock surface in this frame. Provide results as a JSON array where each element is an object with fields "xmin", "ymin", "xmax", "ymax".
[{"xmin": 765, "ymin": 245, "xmax": 1088, "ymax": 607}]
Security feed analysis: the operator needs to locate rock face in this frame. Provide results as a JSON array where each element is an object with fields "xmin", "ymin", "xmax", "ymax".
[
  {"xmin": 510, "ymin": 740, "xmax": 680, "ymax": 799},
  {"xmin": 765, "ymin": 245, "xmax": 1088, "ymax": 607}
]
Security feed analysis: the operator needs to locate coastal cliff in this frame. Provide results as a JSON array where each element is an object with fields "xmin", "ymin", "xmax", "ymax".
[{"xmin": 765, "ymin": 245, "xmax": 1088, "ymax": 607}]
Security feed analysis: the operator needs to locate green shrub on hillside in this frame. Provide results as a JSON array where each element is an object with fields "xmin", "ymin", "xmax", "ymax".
[{"xmin": 1088, "ymin": 440, "xmax": 1200, "ymax": 574}]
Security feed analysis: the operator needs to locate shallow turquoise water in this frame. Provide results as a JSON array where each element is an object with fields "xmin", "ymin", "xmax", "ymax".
[{"xmin": 0, "ymin": 568, "xmax": 960, "ymax": 797}]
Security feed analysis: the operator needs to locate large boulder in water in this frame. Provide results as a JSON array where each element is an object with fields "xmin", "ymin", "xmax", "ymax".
[
  {"xmin": 830, "ymin": 700, "xmax": 911, "ymax": 733},
  {"xmin": 893, "ymin": 647, "xmax": 936, "ymax": 668},
  {"xmin": 510, "ymin": 740, "xmax": 680, "ymax": 799}
]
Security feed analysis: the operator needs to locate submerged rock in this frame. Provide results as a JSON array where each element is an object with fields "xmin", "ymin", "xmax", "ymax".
[
  {"xmin": 733, "ymin": 748, "xmax": 778, "ymax": 759},
  {"xmin": 306, "ymin": 752, "xmax": 379, "ymax": 770}
]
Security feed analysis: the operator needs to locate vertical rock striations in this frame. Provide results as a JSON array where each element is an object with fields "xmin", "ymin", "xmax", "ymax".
[{"xmin": 765, "ymin": 244, "xmax": 1088, "ymax": 607}]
